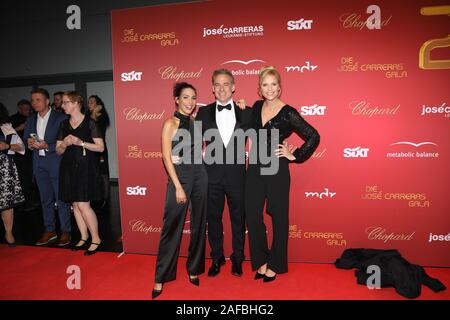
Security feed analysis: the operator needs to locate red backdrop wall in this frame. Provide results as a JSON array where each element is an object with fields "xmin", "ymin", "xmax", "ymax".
[{"xmin": 111, "ymin": 0, "xmax": 450, "ymax": 266}]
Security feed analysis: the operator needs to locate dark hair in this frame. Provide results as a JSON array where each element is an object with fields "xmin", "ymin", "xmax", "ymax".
[
  {"xmin": 31, "ymin": 88, "xmax": 50, "ymax": 100},
  {"xmin": 173, "ymin": 82, "xmax": 196, "ymax": 98},
  {"xmin": 0, "ymin": 102, "xmax": 9, "ymax": 125},
  {"xmin": 212, "ymin": 68, "xmax": 235, "ymax": 85},
  {"xmin": 54, "ymin": 91, "xmax": 64, "ymax": 97},
  {"xmin": 88, "ymin": 95, "xmax": 105, "ymax": 108},
  {"xmin": 17, "ymin": 99, "xmax": 31, "ymax": 108}
]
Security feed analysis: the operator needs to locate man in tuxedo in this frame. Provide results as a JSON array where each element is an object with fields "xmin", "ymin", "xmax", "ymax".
[
  {"xmin": 196, "ymin": 69, "xmax": 252, "ymax": 277},
  {"xmin": 24, "ymin": 88, "xmax": 72, "ymax": 246}
]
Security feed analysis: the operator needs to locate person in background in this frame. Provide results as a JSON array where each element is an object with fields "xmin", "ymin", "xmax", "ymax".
[
  {"xmin": 87, "ymin": 95, "xmax": 110, "ymax": 207},
  {"xmin": 52, "ymin": 92, "xmax": 64, "ymax": 113},
  {"xmin": 56, "ymin": 91, "xmax": 104, "ymax": 256},
  {"xmin": 9, "ymin": 99, "xmax": 36, "ymax": 211},
  {"xmin": 24, "ymin": 88, "xmax": 72, "ymax": 247},
  {"xmin": 0, "ymin": 102, "xmax": 26, "ymax": 247}
]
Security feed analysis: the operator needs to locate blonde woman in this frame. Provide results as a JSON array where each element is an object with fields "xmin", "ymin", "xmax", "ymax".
[{"xmin": 245, "ymin": 67, "xmax": 320, "ymax": 282}]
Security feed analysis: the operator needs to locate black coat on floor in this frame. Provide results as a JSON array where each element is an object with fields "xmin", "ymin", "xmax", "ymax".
[{"xmin": 335, "ymin": 248, "xmax": 446, "ymax": 299}]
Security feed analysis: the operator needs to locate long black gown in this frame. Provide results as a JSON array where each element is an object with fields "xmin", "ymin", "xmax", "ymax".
[{"xmin": 245, "ymin": 100, "xmax": 320, "ymax": 274}]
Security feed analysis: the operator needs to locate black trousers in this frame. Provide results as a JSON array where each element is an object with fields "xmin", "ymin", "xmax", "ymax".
[
  {"xmin": 154, "ymin": 165, "xmax": 208, "ymax": 283},
  {"xmin": 245, "ymin": 159, "xmax": 290, "ymax": 274},
  {"xmin": 207, "ymin": 172, "xmax": 246, "ymax": 263}
]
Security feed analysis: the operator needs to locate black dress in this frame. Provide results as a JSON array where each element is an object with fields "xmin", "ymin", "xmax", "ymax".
[
  {"xmin": 58, "ymin": 116, "xmax": 103, "ymax": 203},
  {"xmin": 245, "ymin": 100, "xmax": 320, "ymax": 274},
  {"xmin": 88, "ymin": 111, "xmax": 110, "ymax": 176}
]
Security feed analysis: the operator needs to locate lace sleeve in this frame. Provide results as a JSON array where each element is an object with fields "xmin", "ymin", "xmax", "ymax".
[
  {"xmin": 287, "ymin": 107, "xmax": 320, "ymax": 163},
  {"xmin": 89, "ymin": 120, "xmax": 102, "ymax": 139}
]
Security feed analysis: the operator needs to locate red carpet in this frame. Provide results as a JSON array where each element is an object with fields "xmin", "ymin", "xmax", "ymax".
[{"xmin": 0, "ymin": 245, "xmax": 448, "ymax": 300}]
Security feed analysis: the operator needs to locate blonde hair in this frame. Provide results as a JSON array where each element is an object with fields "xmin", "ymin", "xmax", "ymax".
[{"xmin": 258, "ymin": 66, "xmax": 282, "ymax": 97}]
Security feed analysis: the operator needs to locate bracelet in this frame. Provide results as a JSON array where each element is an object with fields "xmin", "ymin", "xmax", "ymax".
[{"xmin": 6, "ymin": 143, "xmax": 11, "ymax": 151}]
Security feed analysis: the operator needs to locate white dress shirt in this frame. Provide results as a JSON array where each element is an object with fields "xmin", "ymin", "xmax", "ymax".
[
  {"xmin": 215, "ymin": 99, "xmax": 236, "ymax": 148},
  {"xmin": 36, "ymin": 108, "xmax": 52, "ymax": 156}
]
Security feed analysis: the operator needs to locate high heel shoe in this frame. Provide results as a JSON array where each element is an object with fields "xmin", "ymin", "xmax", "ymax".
[
  {"xmin": 152, "ymin": 286, "xmax": 163, "ymax": 299},
  {"xmin": 263, "ymin": 274, "xmax": 277, "ymax": 283},
  {"xmin": 71, "ymin": 239, "xmax": 87, "ymax": 251},
  {"xmin": 189, "ymin": 275, "xmax": 200, "ymax": 286},
  {"xmin": 254, "ymin": 271, "xmax": 265, "ymax": 280},
  {"xmin": 5, "ymin": 234, "xmax": 16, "ymax": 248},
  {"xmin": 84, "ymin": 242, "xmax": 101, "ymax": 256}
]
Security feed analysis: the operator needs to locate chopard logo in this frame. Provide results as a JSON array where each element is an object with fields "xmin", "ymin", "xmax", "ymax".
[
  {"xmin": 366, "ymin": 226, "xmax": 415, "ymax": 243},
  {"xmin": 159, "ymin": 66, "xmax": 203, "ymax": 81}
]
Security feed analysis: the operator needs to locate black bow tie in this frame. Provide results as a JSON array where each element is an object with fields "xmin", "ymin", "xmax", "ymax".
[{"xmin": 217, "ymin": 103, "xmax": 232, "ymax": 112}]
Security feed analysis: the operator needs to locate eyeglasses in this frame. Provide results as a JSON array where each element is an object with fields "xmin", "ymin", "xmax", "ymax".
[{"xmin": 62, "ymin": 100, "xmax": 74, "ymax": 105}]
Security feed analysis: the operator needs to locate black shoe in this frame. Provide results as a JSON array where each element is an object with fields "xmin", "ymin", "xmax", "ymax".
[
  {"xmin": 84, "ymin": 242, "xmax": 101, "ymax": 256},
  {"xmin": 231, "ymin": 261, "xmax": 243, "ymax": 277},
  {"xmin": 152, "ymin": 287, "xmax": 163, "ymax": 299},
  {"xmin": 254, "ymin": 271, "xmax": 265, "ymax": 280},
  {"xmin": 189, "ymin": 276, "xmax": 200, "ymax": 286},
  {"xmin": 208, "ymin": 257, "xmax": 225, "ymax": 277},
  {"xmin": 71, "ymin": 239, "xmax": 88, "ymax": 251},
  {"xmin": 263, "ymin": 274, "xmax": 277, "ymax": 283}
]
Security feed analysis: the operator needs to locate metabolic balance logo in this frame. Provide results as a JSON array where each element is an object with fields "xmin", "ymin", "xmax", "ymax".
[
  {"xmin": 386, "ymin": 141, "xmax": 439, "ymax": 159},
  {"xmin": 221, "ymin": 59, "xmax": 266, "ymax": 76},
  {"xmin": 287, "ymin": 18, "xmax": 313, "ymax": 30},
  {"xmin": 203, "ymin": 24, "xmax": 264, "ymax": 39}
]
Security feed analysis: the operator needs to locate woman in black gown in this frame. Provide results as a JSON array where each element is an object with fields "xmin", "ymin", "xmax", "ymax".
[
  {"xmin": 56, "ymin": 91, "xmax": 104, "ymax": 256},
  {"xmin": 152, "ymin": 82, "xmax": 208, "ymax": 299},
  {"xmin": 246, "ymin": 66, "xmax": 320, "ymax": 282}
]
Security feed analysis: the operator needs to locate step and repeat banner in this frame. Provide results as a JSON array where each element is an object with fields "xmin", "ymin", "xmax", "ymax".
[{"xmin": 111, "ymin": 0, "xmax": 449, "ymax": 266}]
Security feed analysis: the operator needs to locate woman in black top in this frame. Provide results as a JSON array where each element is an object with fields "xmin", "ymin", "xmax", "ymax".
[
  {"xmin": 246, "ymin": 66, "xmax": 320, "ymax": 282},
  {"xmin": 56, "ymin": 91, "xmax": 105, "ymax": 256},
  {"xmin": 152, "ymin": 82, "xmax": 208, "ymax": 299},
  {"xmin": 87, "ymin": 95, "xmax": 110, "ymax": 206}
]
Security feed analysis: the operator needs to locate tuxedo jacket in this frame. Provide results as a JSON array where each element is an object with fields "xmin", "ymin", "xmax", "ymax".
[
  {"xmin": 24, "ymin": 109, "xmax": 68, "ymax": 174},
  {"xmin": 196, "ymin": 102, "xmax": 253, "ymax": 184}
]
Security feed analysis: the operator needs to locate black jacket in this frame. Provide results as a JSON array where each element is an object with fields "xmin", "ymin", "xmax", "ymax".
[{"xmin": 335, "ymin": 248, "xmax": 446, "ymax": 299}]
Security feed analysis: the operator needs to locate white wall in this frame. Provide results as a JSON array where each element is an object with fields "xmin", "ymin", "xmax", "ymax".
[{"xmin": 87, "ymin": 81, "xmax": 118, "ymax": 179}]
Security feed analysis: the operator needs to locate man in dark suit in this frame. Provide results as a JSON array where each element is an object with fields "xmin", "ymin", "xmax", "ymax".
[
  {"xmin": 195, "ymin": 69, "xmax": 252, "ymax": 277},
  {"xmin": 24, "ymin": 88, "xmax": 71, "ymax": 246}
]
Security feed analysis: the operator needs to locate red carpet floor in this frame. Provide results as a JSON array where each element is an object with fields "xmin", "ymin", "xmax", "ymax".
[{"xmin": 0, "ymin": 245, "xmax": 448, "ymax": 300}]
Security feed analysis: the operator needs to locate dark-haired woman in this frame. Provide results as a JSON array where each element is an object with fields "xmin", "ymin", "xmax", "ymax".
[
  {"xmin": 152, "ymin": 82, "xmax": 208, "ymax": 299},
  {"xmin": 87, "ymin": 95, "xmax": 110, "ymax": 207}
]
